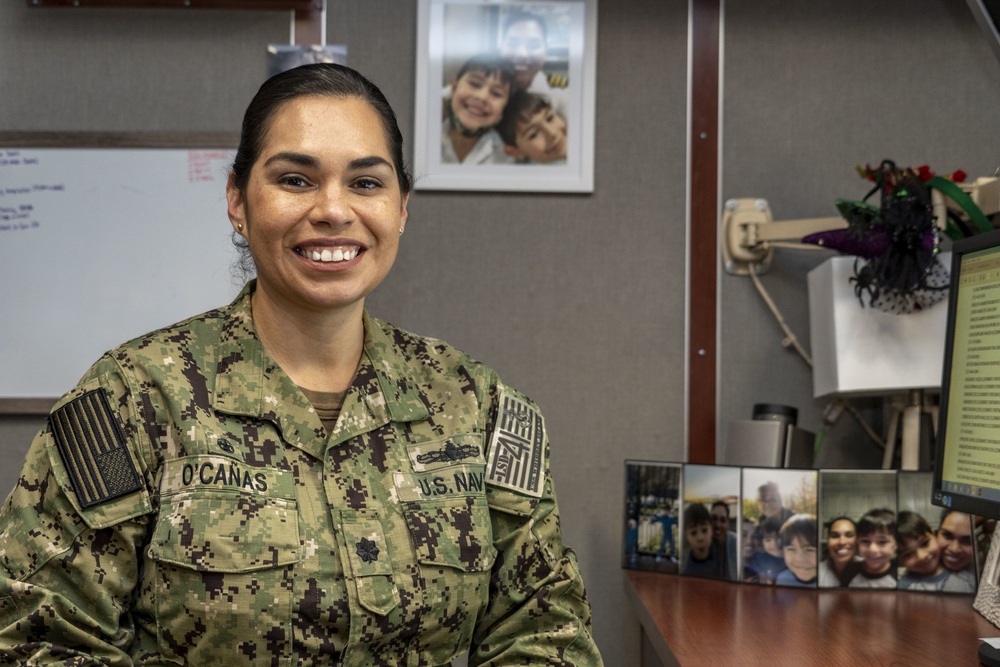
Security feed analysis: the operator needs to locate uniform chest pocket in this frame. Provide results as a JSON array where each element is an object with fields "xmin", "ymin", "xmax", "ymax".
[
  {"xmin": 401, "ymin": 494, "xmax": 495, "ymax": 572},
  {"xmin": 149, "ymin": 456, "xmax": 301, "ymax": 572},
  {"xmin": 396, "ymin": 440, "xmax": 495, "ymax": 572},
  {"xmin": 145, "ymin": 458, "xmax": 301, "ymax": 664},
  {"xmin": 149, "ymin": 489, "xmax": 301, "ymax": 571}
]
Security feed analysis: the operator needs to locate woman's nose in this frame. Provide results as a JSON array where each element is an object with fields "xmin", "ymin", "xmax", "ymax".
[{"xmin": 315, "ymin": 184, "xmax": 352, "ymax": 225}]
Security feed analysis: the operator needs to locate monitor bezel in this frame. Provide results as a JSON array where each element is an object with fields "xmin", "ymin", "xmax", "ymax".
[
  {"xmin": 932, "ymin": 227, "xmax": 1000, "ymax": 519},
  {"xmin": 966, "ymin": 0, "xmax": 1000, "ymax": 67}
]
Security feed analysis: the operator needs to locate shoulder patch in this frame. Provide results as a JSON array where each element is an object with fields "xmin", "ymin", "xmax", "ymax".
[
  {"xmin": 48, "ymin": 389, "xmax": 142, "ymax": 508},
  {"xmin": 486, "ymin": 390, "xmax": 544, "ymax": 498}
]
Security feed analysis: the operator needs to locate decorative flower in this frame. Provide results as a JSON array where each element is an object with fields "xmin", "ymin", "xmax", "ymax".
[{"xmin": 356, "ymin": 537, "xmax": 379, "ymax": 563}]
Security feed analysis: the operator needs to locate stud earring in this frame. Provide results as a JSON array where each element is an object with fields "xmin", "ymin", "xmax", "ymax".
[
  {"xmin": 399, "ymin": 226, "xmax": 404, "ymax": 236},
  {"xmin": 237, "ymin": 223, "xmax": 244, "ymax": 232}
]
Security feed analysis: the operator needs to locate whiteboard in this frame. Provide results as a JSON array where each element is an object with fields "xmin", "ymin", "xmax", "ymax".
[{"xmin": 0, "ymin": 147, "xmax": 242, "ymax": 398}]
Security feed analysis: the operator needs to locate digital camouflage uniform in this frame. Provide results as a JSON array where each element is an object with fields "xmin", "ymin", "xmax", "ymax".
[{"xmin": 0, "ymin": 283, "xmax": 603, "ymax": 666}]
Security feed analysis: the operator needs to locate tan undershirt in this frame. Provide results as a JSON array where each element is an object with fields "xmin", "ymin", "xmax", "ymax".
[{"xmin": 299, "ymin": 385, "xmax": 349, "ymax": 434}]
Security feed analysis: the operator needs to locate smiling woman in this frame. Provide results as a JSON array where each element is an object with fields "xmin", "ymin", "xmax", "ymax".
[
  {"xmin": 818, "ymin": 516, "xmax": 861, "ymax": 588},
  {"xmin": 0, "ymin": 63, "xmax": 604, "ymax": 667},
  {"xmin": 226, "ymin": 95, "xmax": 410, "ymax": 391}
]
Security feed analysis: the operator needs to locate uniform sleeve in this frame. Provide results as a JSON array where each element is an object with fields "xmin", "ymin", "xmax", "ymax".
[
  {"xmin": 0, "ymin": 356, "xmax": 155, "ymax": 666},
  {"xmin": 469, "ymin": 376, "xmax": 604, "ymax": 667}
]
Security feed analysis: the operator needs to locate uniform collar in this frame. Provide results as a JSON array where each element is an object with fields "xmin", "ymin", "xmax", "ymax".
[{"xmin": 212, "ymin": 282, "xmax": 429, "ymax": 459}]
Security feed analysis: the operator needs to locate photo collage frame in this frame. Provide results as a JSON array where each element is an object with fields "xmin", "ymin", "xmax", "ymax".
[{"xmin": 624, "ymin": 461, "xmax": 991, "ymax": 596}]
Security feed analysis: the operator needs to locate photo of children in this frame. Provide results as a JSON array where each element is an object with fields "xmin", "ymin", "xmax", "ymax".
[
  {"xmin": 741, "ymin": 468, "xmax": 818, "ymax": 587},
  {"xmin": 415, "ymin": 0, "xmax": 595, "ymax": 191},
  {"xmin": 496, "ymin": 90, "xmax": 568, "ymax": 164},
  {"xmin": 898, "ymin": 471, "xmax": 978, "ymax": 594},
  {"xmin": 682, "ymin": 465, "xmax": 740, "ymax": 581},
  {"xmin": 744, "ymin": 515, "xmax": 787, "ymax": 584},
  {"xmin": 622, "ymin": 461, "xmax": 682, "ymax": 574},
  {"xmin": 438, "ymin": 4, "xmax": 572, "ymax": 166},
  {"xmin": 849, "ymin": 508, "xmax": 898, "ymax": 589},
  {"xmin": 896, "ymin": 510, "xmax": 969, "ymax": 592},
  {"xmin": 442, "ymin": 54, "xmax": 515, "ymax": 164},
  {"xmin": 818, "ymin": 470, "xmax": 896, "ymax": 589},
  {"xmin": 774, "ymin": 514, "xmax": 819, "ymax": 587}
]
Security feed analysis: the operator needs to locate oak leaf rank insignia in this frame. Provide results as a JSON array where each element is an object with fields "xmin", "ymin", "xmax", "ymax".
[{"xmin": 356, "ymin": 537, "xmax": 380, "ymax": 563}]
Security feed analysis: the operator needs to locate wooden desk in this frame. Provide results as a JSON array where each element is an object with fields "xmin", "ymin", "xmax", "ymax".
[{"xmin": 626, "ymin": 569, "xmax": 998, "ymax": 666}]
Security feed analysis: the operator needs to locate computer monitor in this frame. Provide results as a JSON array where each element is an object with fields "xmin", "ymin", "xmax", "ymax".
[
  {"xmin": 965, "ymin": 0, "xmax": 1000, "ymax": 67},
  {"xmin": 933, "ymin": 227, "xmax": 1000, "ymax": 518}
]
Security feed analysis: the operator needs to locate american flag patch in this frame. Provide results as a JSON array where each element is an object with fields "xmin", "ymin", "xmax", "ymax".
[
  {"xmin": 49, "ymin": 389, "xmax": 142, "ymax": 508},
  {"xmin": 486, "ymin": 391, "xmax": 544, "ymax": 498}
]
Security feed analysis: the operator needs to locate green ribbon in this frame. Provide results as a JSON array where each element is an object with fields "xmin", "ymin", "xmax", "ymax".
[{"xmin": 927, "ymin": 175, "xmax": 992, "ymax": 239}]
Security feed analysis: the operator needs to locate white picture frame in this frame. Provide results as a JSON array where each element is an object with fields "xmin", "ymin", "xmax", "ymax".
[{"xmin": 413, "ymin": 0, "xmax": 597, "ymax": 192}]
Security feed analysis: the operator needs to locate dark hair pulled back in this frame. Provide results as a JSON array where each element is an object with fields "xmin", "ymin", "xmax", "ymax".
[{"xmin": 231, "ymin": 63, "xmax": 412, "ymax": 195}]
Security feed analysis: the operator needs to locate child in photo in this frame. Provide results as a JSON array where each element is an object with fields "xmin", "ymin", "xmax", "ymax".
[
  {"xmin": 442, "ymin": 54, "xmax": 515, "ymax": 165},
  {"xmin": 496, "ymin": 90, "xmax": 568, "ymax": 164},
  {"xmin": 624, "ymin": 518, "xmax": 639, "ymax": 567},
  {"xmin": 849, "ymin": 508, "xmax": 897, "ymax": 588},
  {"xmin": 682, "ymin": 503, "xmax": 716, "ymax": 578},
  {"xmin": 775, "ymin": 514, "xmax": 818, "ymax": 588},
  {"xmin": 653, "ymin": 505, "xmax": 678, "ymax": 563},
  {"xmin": 745, "ymin": 515, "xmax": 787, "ymax": 584},
  {"xmin": 897, "ymin": 510, "xmax": 974, "ymax": 593}
]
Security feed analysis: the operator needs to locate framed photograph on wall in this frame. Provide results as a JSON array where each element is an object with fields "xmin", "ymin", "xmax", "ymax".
[{"xmin": 413, "ymin": 0, "xmax": 597, "ymax": 192}]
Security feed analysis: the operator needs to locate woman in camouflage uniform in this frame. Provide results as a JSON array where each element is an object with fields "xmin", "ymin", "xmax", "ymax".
[{"xmin": 0, "ymin": 64, "xmax": 603, "ymax": 666}]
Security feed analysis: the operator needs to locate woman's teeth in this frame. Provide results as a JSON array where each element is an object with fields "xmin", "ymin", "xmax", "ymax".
[{"xmin": 303, "ymin": 247, "xmax": 358, "ymax": 262}]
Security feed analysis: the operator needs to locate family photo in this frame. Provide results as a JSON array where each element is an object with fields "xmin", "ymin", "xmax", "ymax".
[
  {"xmin": 439, "ymin": 5, "xmax": 571, "ymax": 166},
  {"xmin": 898, "ymin": 471, "xmax": 982, "ymax": 594},
  {"xmin": 741, "ymin": 468, "xmax": 819, "ymax": 588},
  {"xmin": 681, "ymin": 464, "xmax": 740, "ymax": 581},
  {"xmin": 818, "ymin": 470, "xmax": 898, "ymax": 589},
  {"xmin": 414, "ymin": 0, "xmax": 596, "ymax": 191}
]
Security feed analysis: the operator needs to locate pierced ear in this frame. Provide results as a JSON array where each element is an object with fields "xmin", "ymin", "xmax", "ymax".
[
  {"xmin": 399, "ymin": 193, "xmax": 410, "ymax": 234},
  {"xmin": 225, "ymin": 172, "xmax": 247, "ymax": 236}
]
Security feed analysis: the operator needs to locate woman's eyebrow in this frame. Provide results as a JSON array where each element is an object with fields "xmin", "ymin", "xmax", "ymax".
[
  {"xmin": 261, "ymin": 153, "xmax": 392, "ymax": 173},
  {"xmin": 348, "ymin": 156, "xmax": 393, "ymax": 171},
  {"xmin": 263, "ymin": 151, "xmax": 319, "ymax": 169}
]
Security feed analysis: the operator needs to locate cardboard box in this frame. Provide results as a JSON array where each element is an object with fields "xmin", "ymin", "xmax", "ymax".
[{"xmin": 807, "ymin": 254, "xmax": 949, "ymax": 398}]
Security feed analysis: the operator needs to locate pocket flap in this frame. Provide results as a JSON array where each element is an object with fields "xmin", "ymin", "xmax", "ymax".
[
  {"xmin": 148, "ymin": 488, "xmax": 301, "ymax": 572},
  {"xmin": 340, "ymin": 511, "xmax": 399, "ymax": 616}
]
